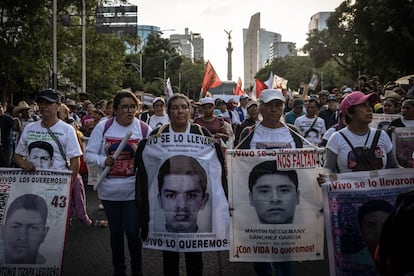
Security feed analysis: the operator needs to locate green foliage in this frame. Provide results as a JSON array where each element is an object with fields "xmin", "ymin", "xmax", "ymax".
[
  {"xmin": 122, "ymin": 33, "xmax": 204, "ymax": 99},
  {"xmin": 303, "ymin": 0, "xmax": 414, "ymax": 82},
  {"xmin": 257, "ymin": 56, "xmax": 354, "ymax": 93}
]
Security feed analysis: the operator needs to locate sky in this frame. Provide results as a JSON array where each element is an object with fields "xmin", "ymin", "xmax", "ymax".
[{"xmin": 130, "ymin": 0, "xmax": 344, "ymax": 86}]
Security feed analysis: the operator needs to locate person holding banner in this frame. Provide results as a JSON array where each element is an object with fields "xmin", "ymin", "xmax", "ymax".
[
  {"xmin": 237, "ymin": 88, "xmax": 302, "ymax": 276},
  {"xmin": 322, "ymin": 91, "xmax": 399, "ymax": 173},
  {"xmin": 194, "ymin": 97, "xmax": 228, "ymax": 144},
  {"xmin": 84, "ymin": 90, "xmax": 151, "ymax": 276},
  {"xmin": 135, "ymin": 93, "xmax": 228, "ymax": 276},
  {"xmin": 14, "ymin": 89, "xmax": 82, "ymax": 184}
]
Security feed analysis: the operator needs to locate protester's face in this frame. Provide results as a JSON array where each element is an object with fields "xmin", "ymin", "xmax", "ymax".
[
  {"xmin": 240, "ymin": 98, "xmax": 249, "ymax": 107},
  {"xmin": 159, "ymin": 174, "xmax": 208, "ymax": 232},
  {"xmin": 260, "ymin": 100, "xmax": 284, "ymax": 121},
  {"xmin": 359, "ymin": 210, "xmax": 390, "ymax": 249},
  {"xmin": 2, "ymin": 209, "xmax": 48, "ymax": 264},
  {"xmin": 105, "ymin": 103, "xmax": 113, "ymax": 116},
  {"xmin": 382, "ymin": 100, "xmax": 397, "ymax": 114},
  {"xmin": 293, "ymin": 105, "xmax": 303, "ymax": 115},
  {"xmin": 327, "ymin": 101, "xmax": 338, "ymax": 110},
  {"xmin": 168, "ymin": 98, "xmax": 190, "ymax": 127},
  {"xmin": 249, "ymin": 174, "xmax": 299, "ymax": 224},
  {"xmin": 201, "ymin": 103, "xmax": 214, "ymax": 117},
  {"xmin": 38, "ymin": 99, "xmax": 59, "ymax": 120},
  {"xmin": 153, "ymin": 101, "xmax": 165, "ymax": 116},
  {"xmin": 247, "ymin": 105, "xmax": 259, "ymax": 120},
  {"xmin": 349, "ymin": 101, "xmax": 373, "ymax": 124},
  {"xmin": 401, "ymin": 102, "xmax": 414, "ymax": 120},
  {"xmin": 115, "ymin": 97, "xmax": 137, "ymax": 126},
  {"xmin": 306, "ymin": 102, "xmax": 318, "ymax": 116},
  {"xmin": 29, "ymin": 148, "xmax": 52, "ymax": 169},
  {"xmin": 86, "ymin": 103, "xmax": 94, "ymax": 114}
]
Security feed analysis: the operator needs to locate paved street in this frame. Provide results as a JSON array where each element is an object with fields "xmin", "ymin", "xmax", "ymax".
[{"xmin": 62, "ymin": 183, "xmax": 330, "ymax": 276}]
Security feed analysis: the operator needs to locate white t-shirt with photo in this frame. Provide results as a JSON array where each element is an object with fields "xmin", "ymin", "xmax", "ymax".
[
  {"xmin": 250, "ymin": 124, "xmax": 295, "ymax": 149},
  {"xmin": 15, "ymin": 120, "xmax": 82, "ymax": 170},
  {"xmin": 148, "ymin": 114, "xmax": 169, "ymax": 129},
  {"xmin": 326, "ymin": 127, "xmax": 392, "ymax": 173}
]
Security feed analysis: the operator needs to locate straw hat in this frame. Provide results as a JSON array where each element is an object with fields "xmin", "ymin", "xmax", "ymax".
[{"xmin": 13, "ymin": 101, "xmax": 30, "ymax": 116}]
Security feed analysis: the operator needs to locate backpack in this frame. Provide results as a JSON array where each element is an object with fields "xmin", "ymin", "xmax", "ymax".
[
  {"xmin": 339, "ymin": 129, "xmax": 381, "ymax": 171},
  {"xmin": 102, "ymin": 116, "xmax": 149, "ymax": 137}
]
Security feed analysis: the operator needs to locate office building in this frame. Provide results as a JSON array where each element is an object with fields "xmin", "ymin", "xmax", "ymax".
[
  {"xmin": 170, "ymin": 28, "xmax": 204, "ymax": 62},
  {"xmin": 308, "ymin": 12, "xmax": 332, "ymax": 32}
]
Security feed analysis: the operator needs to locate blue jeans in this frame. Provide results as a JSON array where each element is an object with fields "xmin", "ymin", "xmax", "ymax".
[
  {"xmin": 102, "ymin": 200, "xmax": 142, "ymax": 275},
  {"xmin": 253, "ymin": 262, "xmax": 293, "ymax": 276}
]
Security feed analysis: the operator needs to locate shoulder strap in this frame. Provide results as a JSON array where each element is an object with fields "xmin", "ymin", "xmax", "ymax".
[
  {"xmin": 45, "ymin": 125, "xmax": 70, "ymax": 170},
  {"xmin": 304, "ymin": 117, "xmax": 318, "ymax": 137},
  {"xmin": 371, "ymin": 129, "xmax": 381, "ymax": 149},
  {"xmin": 103, "ymin": 117, "xmax": 148, "ymax": 138},
  {"xmin": 102, "ymin": 117, "xmax": 115, "ymax": 136},
  {"xmin": 139, "ymin": 120, "xmax": 149, "ymax": 138},
  {"xmin": 339, "ymin": 131, "xmax": 377, "ymax": 170},
  {"xmin": 339, "ymin": 131, "xmax": 356, "ymax": 151}
]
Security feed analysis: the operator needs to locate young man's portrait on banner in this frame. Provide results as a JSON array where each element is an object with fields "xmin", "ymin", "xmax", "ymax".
[
  {"xmin": 156, "ymin": 155, "xmax": 211, "ymax": 233},
  {"xmin": 248, "ymin": 160, "xmax": 300, "ymax": 225},
  {"xmin": 0, "ymin": 194, "xmax": 50, "ymax": 264}
]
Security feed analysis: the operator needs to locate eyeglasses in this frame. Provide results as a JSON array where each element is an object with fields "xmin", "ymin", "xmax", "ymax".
[{"xmin": 119, "ymin": 104, "xmax": 137, "ymax": 111}]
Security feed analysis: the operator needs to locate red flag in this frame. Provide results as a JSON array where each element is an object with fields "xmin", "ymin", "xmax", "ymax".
[
  {"xmin": 201, "ymin": 61, "xmax": 222, "ymax": 95},
  {"xmin": 255, "ymin": 78, "xmax": 268, "ymax": 98},
  {"xmin": 234, "ymin": 77, "xmax": 244, "ymax": 96}
]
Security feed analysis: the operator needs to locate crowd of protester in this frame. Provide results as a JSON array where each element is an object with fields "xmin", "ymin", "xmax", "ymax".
[{"xmin": 0, "ymin": 73, "xmax": 413, "ymax": 275}]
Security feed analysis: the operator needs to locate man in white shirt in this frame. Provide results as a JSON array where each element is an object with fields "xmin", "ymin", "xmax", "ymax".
[{"xmin": 294, "ymin": 98, "xmax": 326, "ymax": 147}]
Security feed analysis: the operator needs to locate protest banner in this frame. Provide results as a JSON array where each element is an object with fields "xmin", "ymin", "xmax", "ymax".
[
  {"xmin": 139, "ymin": 131, "xmax": 229, "ymax": 252},
  {"xmin": 226, "ymin": 148, "xmax": 325, "ymax": 262},
  {"xmin": 0, "ymin": 168, "xmax": 71, "ymax": 276},
  {"xmin": 322, "ymin": 168, "xmax": 414, "ymax": 276},
  {"xmin": 369, "ymin": 113, "xmax": 400, "ymax": 130},
  {"xmin": 391, "ymin": 127, "xmax": 414, "ymax": 168}
]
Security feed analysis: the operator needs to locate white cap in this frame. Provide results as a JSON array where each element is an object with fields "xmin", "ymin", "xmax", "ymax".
[
  {"xmin": 153, "ymin": 97, "xmax": 165, "ymax": 105},
  {"xmin": 259, "ymin": 89, "xmax": 285, "ymax": 103},
  {"xmin": 200, "ymin": 97, "xmax": 215, "ymax": 105}
]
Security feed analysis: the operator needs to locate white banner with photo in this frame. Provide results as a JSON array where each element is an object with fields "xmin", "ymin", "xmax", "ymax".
[
  {"xmin": 369, "ymin": 113, "xmax": 400, "ymax": 130},
  {"xmin": 322, "ymin": 168, "xmax": 414, "ymax": 276},
  {"xmin": 0, "ymin": 168, "xmax": 71, "ymax": 275},
  {"xmin": 391, "ymin": 127, "xmax": 414, "ymax": 168},
  {"xmin": 227, "ymin": 148, "xmax": 325, "ymax": 262},
  {"xmin": 141, "ymin": 132, "xmax": 229, "ymax": 252}
]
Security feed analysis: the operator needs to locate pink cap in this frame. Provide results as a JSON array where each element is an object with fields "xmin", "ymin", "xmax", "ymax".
[{"xmin": 340, "ymin": 91, "xmax": 380, "ymax": 113}]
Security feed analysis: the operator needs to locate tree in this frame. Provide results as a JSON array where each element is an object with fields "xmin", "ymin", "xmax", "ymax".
[
  {"xmin": 303, "ymin": 0, "xmax": 414, "ymax": 82},
  {"xmin": 256, "ymin": 56, "xmax": 353, "ymax": 93}
]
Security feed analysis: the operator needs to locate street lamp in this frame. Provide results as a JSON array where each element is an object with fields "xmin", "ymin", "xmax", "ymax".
[
  {"xmin": 138, "ymin": 29, "xmax": 175, "ymax": 81},
  {"xmin": 179, "ymin": 68, "xmax": 192, "ymax": 93},
  {"xmin": 125, "ymin": 62, "xmax": 142, "ymax": 79},
  {"xmin": 163, "ymin": 55, "xmax": 181, "ymax": 94}
]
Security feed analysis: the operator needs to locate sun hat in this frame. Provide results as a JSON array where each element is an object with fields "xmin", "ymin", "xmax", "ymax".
[
  {"xmin": 200, "ymin": 97, "xmax": 215, "ymax": 105},
  {"xmin": 12, "ymin": 101, "xmax": 30, "ymax": 115},
  {"xmin": 259, "ymin": 89, "xmax": 285, "ymax": 103},
  {"xmin": 152, "ymin": 97, "xmax": 165, "ymax": 105},
  {"xmin": 247, "ymin": 101, "xmax": 259, "ymax": 109},
  {"xmin": 340, "ymin": 91, "xmax": 380, "ymax": 113}
]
